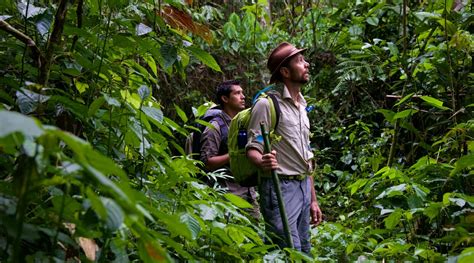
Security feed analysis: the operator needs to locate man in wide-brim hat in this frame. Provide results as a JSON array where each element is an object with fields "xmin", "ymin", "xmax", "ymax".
[{"xmin": 246, "ymin": 42, "xmax": 323, "ymax": 253}]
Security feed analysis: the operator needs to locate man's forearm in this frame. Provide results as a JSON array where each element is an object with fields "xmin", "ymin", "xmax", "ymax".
[
  {"xmin": 309, "ymin": 176, "xmax": 318, "ymax": 203},
  {"xmin": 205, "ymin": 153, "xmax": 229, "ymax": 171}
]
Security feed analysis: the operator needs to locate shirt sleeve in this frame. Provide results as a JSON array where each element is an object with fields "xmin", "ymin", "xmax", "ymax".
[
  {"xmin": 246, "ymin": 98, "xmax": 272, "ymax": 154},
  {"xmin": 200, "ymin": 120, "xmax": 222, "ymax": 164}
]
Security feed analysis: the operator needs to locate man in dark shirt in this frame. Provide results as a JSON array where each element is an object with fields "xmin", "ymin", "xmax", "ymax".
[{"xmin": 200, "ymin": 80, "xmax": 260, "ymax": 219}]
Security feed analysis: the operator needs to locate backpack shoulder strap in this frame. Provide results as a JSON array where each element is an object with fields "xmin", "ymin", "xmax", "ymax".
[
  {"xmin": 210, "ymin": 113, "xmax": 229, "ymax": 154},
  {"xmin": 267, "ymin": 93, "xmax": 281, "ymax": 130}
]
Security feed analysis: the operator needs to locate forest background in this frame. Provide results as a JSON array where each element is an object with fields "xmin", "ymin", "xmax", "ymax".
[{"xmin": 0, "ymin": 0, "xmax": 473, "ymax": 262}]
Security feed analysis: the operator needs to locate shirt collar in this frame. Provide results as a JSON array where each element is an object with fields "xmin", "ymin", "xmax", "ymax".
[{"xmin": 281, "ymin": 84, "xmax": 307, "ymax": 107}]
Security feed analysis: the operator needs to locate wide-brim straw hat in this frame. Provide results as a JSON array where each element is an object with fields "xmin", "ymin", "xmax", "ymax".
[{"xmin": 267, "ymin": 42, "xmax": 307, "ymax": 83}]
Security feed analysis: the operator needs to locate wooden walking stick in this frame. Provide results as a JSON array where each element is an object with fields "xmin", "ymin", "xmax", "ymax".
[{"xmin": 260, "ymin": 122, "xmax": 293, "ymax": 249}]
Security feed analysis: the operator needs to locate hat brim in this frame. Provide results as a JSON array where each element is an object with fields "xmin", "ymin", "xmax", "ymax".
[{"xmin": 269, "ymin": 48, "xmax": 307, "ymax": 83}]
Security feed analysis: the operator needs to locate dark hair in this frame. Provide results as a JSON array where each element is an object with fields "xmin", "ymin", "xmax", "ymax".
[
  {"xmin": 215, "ymin": 80, "xmax": 240, "ymax": 106},
  {"xmin": 273, "ymin": 56, "xmax": 293, "ymax": 83}
]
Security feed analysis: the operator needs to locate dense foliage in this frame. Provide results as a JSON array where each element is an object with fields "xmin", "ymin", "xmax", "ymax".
[{"xmin": 0, "ymin": 0, "xmax": 473, "ymax": 262}]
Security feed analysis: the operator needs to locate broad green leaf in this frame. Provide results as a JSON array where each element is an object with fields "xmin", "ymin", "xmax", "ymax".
[
  {"xmin": 17, "ymin": 1, "xmax": 47, "ymax": 18},
  {"xmin": 346, "ymin": 243, "xmax": 357, "ymax": 254},
  {"xmin": 51, "ymin": 195, "xmax": 82, "ymax": 222},
  {"xmin": 449, "ymin": 198, "xmax": 466, "ymax": 207},
  {"xmin": 0, "ymin": 15, "xmax": 12, "ymax": 21},
  {"xmin": 86, "ymin": 187, "xmax": 107, "ymax": 220},
  {"xmin": 161, "ymin": 44, "xmax": 177, "ymax": 69},
  {"xmin": 458, "ymin": 247, "xmax": 474, "ymax": 263},
  {"xmin": 143, "ymin": 54, "xmax": 157, "ymax": 77},
  {"xmin": 137, "ymin": 237, "xmax": 168, "ymax": 263},
  {"xmin": 194, "ymin": 102, "xmax": 214, "ymax": 117},
  {"xmin": 136, "ymin": 23, "xmax": 152, "ymax": 36},
  {"xmin": 420, "ymin": 96, "xmax": 450, "ymax": 110},
  {"xmin": 393, "ymin": 109, "xmax": 418, "ymax": 120},
  {"xmin": 180, "ymin": 213, "xmax": 201, "ymax": 240},
  {"xmin": 154, "ymin": 211, "xmax": 192, "ymax": 239},
  {"xmin": 35, "ymin": 13, "xmax": 52, "ymax": 37},
  {"xmin": 101, "ymin": 197, "xmax": 124, "ymax": 231},
  {"xmin": 366, "ymin": 16, "xmax": 379, "ymax": 26},
  {"xmin": 142, "ymin": 106, "xmax": 164, "ymax": 124},
  {"xmin": 436, "ymin": 17, "xmax": 457, "ymax": 35},
  {"xmin": 138, "ymin": 85, "xmax": 150, "ymax": 101},
  {"xmin": 376, "ymin": 184, "xmax": 407, "ymax": 199},
  {"xmin": 443, "ymin": 192, "xmax": 452, "ymax": 206},
  {"xmin": 410, "ymin": 156, "xmax": 437, "ymax": 170},
  {"xmin": 49, "ymin": 95, "xmax": 88, "ymax": 120},
  {"xmin": 384, "ymin": 209, "xmax": 402, "ymax": 229},
  {"xmin": 449, "ymin": 153, "xmax": 474, "ymax": 176},
  {"xmin": 0, "ymin": 110, "xmax": 43, "ymax": 138},
  {"xmin": 16, "ymin": 88, "xmax": 50, "ymax": 114},
  {"xmin": 348, "ymin": 178, "xmax": 369, "ymax": 195},
  {"xmin": 186, "ymin": 46, "xmax": 221, "ymax": 72},
  {"xmin": 88, "ymin": 96, "xmax": 105, "ymax": 117},
  {"xmin": 394, "ymin": 92, "xmax": 414, "ymax": 107},
  {"xmin": 174, "ymin": 104, "xmax": 188, "ymax": 123},
  {"xmin": 224, "ymin": 193, "xmax": 252, "ymax": 209},
  {"xmin": 104, "ymin": 94, "xmax": 121, "ymax": 107},
  {"xmin": 74, "ymin": 80, "xmax": 89, "ymax": 94},
  {"xmin": 377, "ymin": 109, "xmax": 395, "ymax": 122}
]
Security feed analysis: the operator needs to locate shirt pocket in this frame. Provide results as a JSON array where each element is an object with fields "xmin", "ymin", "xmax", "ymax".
[{"xmin": 278, "ymin": 112, "xmax": 299, "ymax": 139}]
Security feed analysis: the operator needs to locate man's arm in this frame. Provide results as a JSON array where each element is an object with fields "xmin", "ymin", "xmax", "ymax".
[
  {"xmin": 200, "ymin": 121, "xmax": 225, "ymax": 171},
  {"xmin": 247, "ymin": 148, "xmax": 278, "ymax": 171},
  {"xmin": 309, "ymin": 176, "xmax": 323, "ymax": 225},
  {"xmin": 205, "ymin": 153, "xmax": 229, "ymax": 171}
]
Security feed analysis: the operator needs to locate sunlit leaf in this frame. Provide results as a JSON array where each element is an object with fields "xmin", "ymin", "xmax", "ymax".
[
  {"xmin": 458, "ymin": 247, "xmax": 474, "ymax": 263},
  {"xmin": 377, "ymin": 109, "xmax": 395, "ymax": 122},
  {"xmin": 186, "ymin": 46, "xmax": 221, "ymax": 72},
  {"xmin": 138, "ymin": 85, "xmax": 150, "ymax": 101},
  {"xmin": 74, "ymin": 80, "xmax": 89, "ymax": 94},
  {"xmin": 384, "ymin": 209, "xmax": 402, "ymax": 229},
  {"xmin": 101, "ymin": 197, "xmax": 124, "ymax": 231},
  {"xmin": 393, "ymin": 109, "xmax": 418, "ymax": 120},
  {"xmin": 180, "ymin": 213, "xmax": 201, "ymax": 240},
  {"xmin": 420, "ymin": 96, "xmax": 450, "ymax": 110},
  {"xmin": 161, "ymin": 44, "xmax": 177, "ymax": 69},
  {"xmin": 17, "ymin": 1, "xmax": 47, "ymax": 18},
  {"xmin": 174, "ymin": 104, "xmax": 188, "ymax": 123},
  {"xmin": 224, "ymin": 193, "xmax": 252, "ymax": 209},
  {"xmin": 16, "ymin": 88, "xmax": 51, "ymax": 114},
  {"xmin": 450, "ymin": 154, "xmax": 474, "ymax": 176},
  {"xmin": 394, "ymin": 92, "xmax": 414, "ymax": 107},
  {"xmin": 0, "ymin": 15, "xmax": 12, "ymax": 21},
  {"xmin": 142, "ymin": 106, "xmax": 164, "ymax": 124},
  {"xmin": 0, "ymin": 110, "xmax": 43, "ymax": 138},
  {"xmin": 366, "ymin": 17, "xmax": 379, "ymax": 26},
  {"xmin": 35, "ymin": 13, "xmax": 53, "ymax": 37},
  {"xmin": 104, "ymin": 94, "xmax": 121, "ymax": 107},
  {"xmin": 136, "ymin": 23, "xmax": 152, "ymax": 36},
  {"xmin": 88, "ymin": 96, "xmax": 105, "ymax": 117}
]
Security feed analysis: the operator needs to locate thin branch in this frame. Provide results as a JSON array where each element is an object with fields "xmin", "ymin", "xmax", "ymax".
[
  {"xmin": 71, "ymin": 0, "xmax": 84, "ymax": 51},
  {"xmin": 39, "ymin": 0, "xmax": 69, "ymax": 85},
  {"xmin": 0, "ymin": 19, "xmax": 43, "ymax": 67}
]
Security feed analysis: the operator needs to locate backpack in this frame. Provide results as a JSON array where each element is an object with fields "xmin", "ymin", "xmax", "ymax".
[
  {"xmin": 185, "ymin": 106, "xmax": 228, "ymax": 160},
  {"xmin": 228, "ymin": 86, "xmax": 281, "ymax": 187}
]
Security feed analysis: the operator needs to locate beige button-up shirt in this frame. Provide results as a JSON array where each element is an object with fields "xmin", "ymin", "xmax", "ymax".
[{"xmin": 246, "ymin": 84, "xmax": 313, "ymax": 176}]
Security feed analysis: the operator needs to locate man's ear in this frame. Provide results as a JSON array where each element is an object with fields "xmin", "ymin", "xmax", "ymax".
[
  {"xmin": 221, "ymin": 95, "xmax": 229, "ymax": 104},
  {"xmin": 280, "ymin": 67, "xmax": 289, "ymax": 78}
]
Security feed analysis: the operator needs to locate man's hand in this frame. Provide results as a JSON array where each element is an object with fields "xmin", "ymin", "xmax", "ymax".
[
  {"xmin": 261, "ymin": 150, "xmax": 278, "ymax": 171},
  {"xmin": 310, "ymin": 201, "xmax": 323, "ymax": 225}
]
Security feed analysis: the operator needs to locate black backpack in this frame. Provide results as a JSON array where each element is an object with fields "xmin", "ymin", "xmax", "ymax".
[{"xmin": 185, "ymin": 106, "xmax": 228, "ymax": 160}]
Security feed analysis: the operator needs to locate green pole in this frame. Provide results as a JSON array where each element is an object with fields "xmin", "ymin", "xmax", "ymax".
[{"xmin": 260, "ymin": 122, "xmax": 294, "ymax": 249}]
